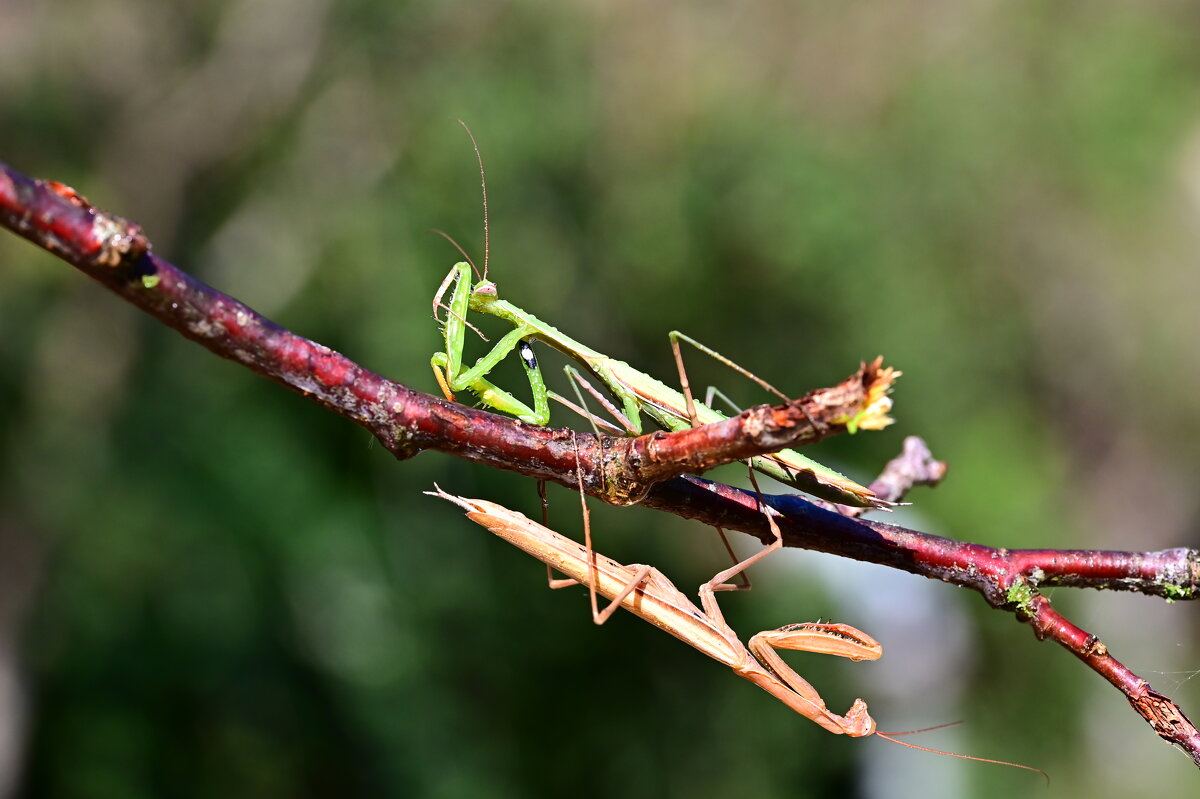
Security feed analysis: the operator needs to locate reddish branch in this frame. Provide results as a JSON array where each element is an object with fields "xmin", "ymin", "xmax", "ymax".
[{"xmin": 3, "ymin": 160, "xmax": 1199, "ymax": 766}]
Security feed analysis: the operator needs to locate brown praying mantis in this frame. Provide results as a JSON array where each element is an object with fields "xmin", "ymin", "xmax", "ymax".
[
  {"xmin": 428, "ymin": 480, "xmax": 1048, "ymax": 778},
  {"xmin": 428, "ymin": 482, "xmax": 881, "ymax": 736}
]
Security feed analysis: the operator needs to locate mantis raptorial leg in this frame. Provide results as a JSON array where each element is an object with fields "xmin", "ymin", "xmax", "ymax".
[{"xmin": 429, "ymin": 126, "xmax": 899, "ymax": 510}]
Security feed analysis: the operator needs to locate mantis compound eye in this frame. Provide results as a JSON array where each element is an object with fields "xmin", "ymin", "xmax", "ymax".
[{"xmin": 518, "ymin": 341, "xmax": 538, "ymax": 371}]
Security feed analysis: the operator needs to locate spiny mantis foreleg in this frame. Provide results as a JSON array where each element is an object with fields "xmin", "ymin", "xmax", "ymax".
[{"xmin": 431, "ymin": 262, "xmax": 551, "ymax": 425}]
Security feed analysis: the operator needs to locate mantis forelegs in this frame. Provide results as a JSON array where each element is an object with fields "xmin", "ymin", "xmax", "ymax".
[
  {"xmin": 743, "ymin": 622, "xmax": 880, "ymax": 737},
  {"xmin": 431, "ymin": 262, "xmax": 551, "ymax": 424},
  {"xmin": 694, "ymin": 478, "xmax": 881, "ymax": 736}
]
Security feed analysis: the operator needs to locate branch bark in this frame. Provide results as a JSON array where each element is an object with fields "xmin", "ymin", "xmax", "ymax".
[{"xmin": 3, "ymin": 160, "xmax": 1198, "ymax": 766}]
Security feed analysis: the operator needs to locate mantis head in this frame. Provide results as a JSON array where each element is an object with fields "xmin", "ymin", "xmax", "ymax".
[{"xmin": 472, "ymin": 279, "xmax": 498, "ymax": 298}]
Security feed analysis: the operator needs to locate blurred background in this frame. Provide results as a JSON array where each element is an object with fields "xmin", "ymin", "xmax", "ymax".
[{"xmin": 2, "ymin": 1, "xmax": 1199, "ymax": 796}]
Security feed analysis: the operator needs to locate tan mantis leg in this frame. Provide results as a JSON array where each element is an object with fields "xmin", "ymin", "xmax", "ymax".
[
  {"xmin": 542, "ymin": 434, "xmax": 653, "ymax": 625},
  {"xmin": 537, "ymin": 479, "xmax": 573, "ymax": 590},
  {"xmin": 743, "ymin": 623, "xmax": 880, "ymax": 737}
]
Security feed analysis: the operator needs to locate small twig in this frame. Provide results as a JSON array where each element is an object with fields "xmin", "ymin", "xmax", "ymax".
[
  {"xmin": 864, "ymin": 435, "xmax": 948, "ymax": 506},
  {"xmin": 810, "ymin": 435, "xmax": 948, "ymax": 516}
]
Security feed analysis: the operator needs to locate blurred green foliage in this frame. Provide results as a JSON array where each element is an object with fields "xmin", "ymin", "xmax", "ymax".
[{"xmin": 2, "ymin": 2, "xmax": 1199, "ymax": 797}]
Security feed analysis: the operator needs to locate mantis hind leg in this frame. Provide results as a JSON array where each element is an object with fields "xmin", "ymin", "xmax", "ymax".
[{"xmin": 669, "ymin": 330, "xmax": 823, "ymax": 434}]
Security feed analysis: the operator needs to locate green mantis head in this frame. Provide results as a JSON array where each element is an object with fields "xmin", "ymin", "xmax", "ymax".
[{"xmin": 468, "ymin": 275, "xmax": 499, "ymax": 313}]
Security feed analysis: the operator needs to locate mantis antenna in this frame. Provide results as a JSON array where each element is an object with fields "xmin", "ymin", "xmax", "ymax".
[
  {"xmin": 432, "ymin": 228, "xmax": 478, "ymax": 277},
  {"xmin": 873, "ymin": 729, "xmax": 1049, "ymax": 783},
  {"xmin": 458, "ymin": 119, "xmax": 489, "ymax": 282}
]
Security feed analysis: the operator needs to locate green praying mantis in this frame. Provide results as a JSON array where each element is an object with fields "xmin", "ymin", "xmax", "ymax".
[{"xmin": 429, "ymin": 127, "xmax": 898, "ymax": 510}]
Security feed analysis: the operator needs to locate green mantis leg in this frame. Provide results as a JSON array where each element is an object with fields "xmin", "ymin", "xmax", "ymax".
[
  {"xmin": 704, "ymin": 385, "xmax": 743, "ymax": 416},
  {"xmin": 430, "ymin": 263, "xmax": 550, "ymax": 425}
]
